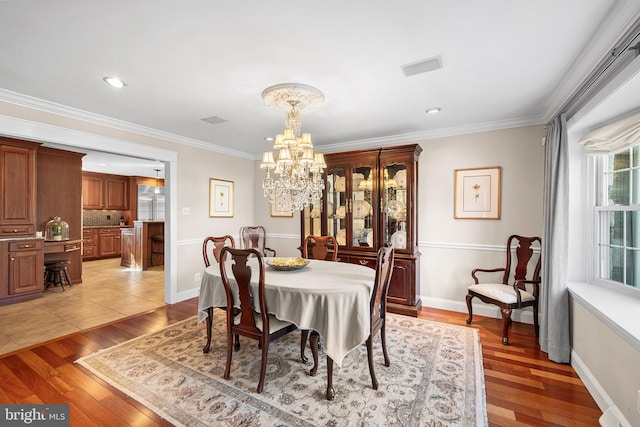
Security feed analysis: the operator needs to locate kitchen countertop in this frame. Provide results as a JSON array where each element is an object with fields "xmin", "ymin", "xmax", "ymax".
[
  {"xmin": 83, "ymin": 225, "xmax": 133, "ymax": 228},
  {"xmin": 0, "ymin": 236, "xmax": 44, "ymax": 242}
]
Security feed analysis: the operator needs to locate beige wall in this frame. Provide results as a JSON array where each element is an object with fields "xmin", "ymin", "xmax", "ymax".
[
  {"xmin": 255, "ymin": 125, "xmax": 546, "ymax": 320},
  {"xmin": 571, "ymin": 298, "xmax": 640, "ymax": 427},
  {"xmin": 418, "ymin": 125, "xmax": 545, "ymax": 317}
]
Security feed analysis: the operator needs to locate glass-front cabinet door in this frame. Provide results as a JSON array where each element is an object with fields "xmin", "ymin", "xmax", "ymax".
[
  {"xmin": 324, "ymin": 154, "xmax": 377, "ymax": 250},
  {"xmin": 381, "ymin": 161, "xmax": 408, "ymax": 251}
]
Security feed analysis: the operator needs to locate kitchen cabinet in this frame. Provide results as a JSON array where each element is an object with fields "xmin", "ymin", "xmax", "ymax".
[
  {"xmin": 82, "ymin": 171, "xmax": 129, "ymax": 210},
  {"xmin": 0, "ymin": 137, "xmax": 40, "ymax": 237},
  {"xmin": 0, "ymin": 238, "xmax": 44, "ymax": 305},
  {"xmin": 120, "ymin": 228, "xmax": 134, "ymax": 267},
  {"xmin": 82, "ymin": 227, "xmax": 123, "ymax": 260},
  {"xmin": 82, "ymin": 228, "xmax": 98, "ymax": 260},
  {"xmin": 132, "ymin": 221, "xmax": 164, "ymax": 270},
  {"xmin": 301, "ymin": 144, "xmax": 422, "ymax": 316},
  {"xmin": 98, "ymin": 227, "xmax": 121, "ymax": 258}
]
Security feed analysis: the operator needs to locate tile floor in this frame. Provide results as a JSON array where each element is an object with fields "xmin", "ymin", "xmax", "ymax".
[{"xmin": 0, "ymin": 258, "xmax": 165, "ymax": 356}]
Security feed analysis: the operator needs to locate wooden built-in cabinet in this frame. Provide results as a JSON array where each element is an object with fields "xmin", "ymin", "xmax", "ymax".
[
  {"xmin": 37, "ymin": 147, "xmax": 85, "ymax": 284},
  {"xmin": 82, "ymin": 171, "xmax": 129, "ymax": 210},
  {"xmin": 0, "ymin": 238, "xmax": 44, "ymax": 305},
  {"xmin": 82, "ymin": 228, "xmax": 98, "ymax": 260},
  {"xmin": 82, "ymin": 226, "xmax": 125, "ymax": 260},
  {"xmin": 120, "ymin": 228, "xmax": 134, "ymax": 268},
  {"xmin": 0, "ymin": 137, "xmax": 39, "ymax": 237},
  {"xmin": 301, "ymin": 144, "xmax": 422, "ymax": 316},
  {"xmin": 98, "ymin": 227, "xmax": 122, "ymax": 258}
]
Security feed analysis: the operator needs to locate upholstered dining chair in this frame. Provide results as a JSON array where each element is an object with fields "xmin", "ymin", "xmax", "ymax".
[
  {"xmin": 366, "ymin": 245, "xmax": 395, "ymax": 390},
  {"xmin": 201, "ymin": 235, "xmax": 236, "ymax": 353},
  {"xmin": 302, "ymin": 235, "xmax": 338, "ymax": 261},
  {"xmin": 202, "ymin": 235, "xmax": 235, "ymax": 267},
  {"xmin": 466, "ymin": 234, "xmax": 542, "ymax": 345},
  {"xmin": 240, "ymin": 225, "xmax": 276, "ymax": 257},
  {"xmin": 219, "ymin": 247, "xmax": 297, "ymax": 393}
]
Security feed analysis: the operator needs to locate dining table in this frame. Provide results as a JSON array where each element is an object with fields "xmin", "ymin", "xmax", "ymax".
[{"xmin": 197, "ymin": 257, "xmax": 376, "ymax": 400}]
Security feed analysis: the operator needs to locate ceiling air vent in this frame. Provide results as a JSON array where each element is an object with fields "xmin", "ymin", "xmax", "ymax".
[
  {"xmin": 201, "ymin": 116, "xmax": 228, "ymax": 125},
  {"xmin": 401, "ymin": 56, "xmax": 443, "ymax": 77}
]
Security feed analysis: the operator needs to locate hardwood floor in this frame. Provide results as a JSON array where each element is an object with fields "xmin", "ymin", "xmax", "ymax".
[{"xmin": 0, "ymin": 268, "xmax": 601, "ymax": 426}]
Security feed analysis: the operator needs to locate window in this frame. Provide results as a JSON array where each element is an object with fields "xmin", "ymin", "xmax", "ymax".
[{"xmin": 595, "ymin": 145, "xmax": 640, "ymax": 288}]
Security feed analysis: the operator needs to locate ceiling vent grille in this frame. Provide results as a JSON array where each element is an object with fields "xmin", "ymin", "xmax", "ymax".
[
  {"xmin": 401, "ymin": 56, "xmax": 443, "ymax": 77},
  {"xmin": 201, "ymin": 116, "xmax": 228, "ymax": 125}
]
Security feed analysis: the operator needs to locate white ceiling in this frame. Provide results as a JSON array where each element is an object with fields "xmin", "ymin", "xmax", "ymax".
[{"xmin": 1, "ymin": 1, "xmax": 639, "ymax": 176}]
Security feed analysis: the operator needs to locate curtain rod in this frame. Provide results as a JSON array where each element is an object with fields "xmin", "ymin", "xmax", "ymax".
[{"xmin": 558, "ymin": 16, "xmax": 640, "ymax": 121}]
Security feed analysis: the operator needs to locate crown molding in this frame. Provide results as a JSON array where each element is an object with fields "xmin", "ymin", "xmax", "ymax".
[
  {"xmin": 0, "ymin": 88, "xmax": 255, "ymax": 161},
  {"xmin": 317, "ymin": 115, "xmax": 545, "ymax": 155},
  {"xmin": 543, "ymin": 1, "xmax": 640, "ymax": 122}
]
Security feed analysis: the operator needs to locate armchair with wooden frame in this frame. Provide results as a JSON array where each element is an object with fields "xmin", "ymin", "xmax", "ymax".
[
  {"xmin": 465, "ymin": 235, "xmax": 542, "ymax": 346},
  {"xmin": 240, "ymin": 225, "xmax": 276, "ymax": 257}
]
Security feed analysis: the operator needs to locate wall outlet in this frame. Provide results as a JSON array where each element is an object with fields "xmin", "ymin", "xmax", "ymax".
[
  {"xmin": 194, "ymin": 272, "xmax": 201, "ymax": 282},
  {"xmin": 183, "ymin": 207, "xmax": 191, "ymax": 215},
  {"xmin": 106, "ymin": 214, "xmax": 111, "ymax": 220}
]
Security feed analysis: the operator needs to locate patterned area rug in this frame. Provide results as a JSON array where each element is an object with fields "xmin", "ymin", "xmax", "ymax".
[{"xmin": 77, "ymin": 313, "xmax": 487, "ymax": 426}]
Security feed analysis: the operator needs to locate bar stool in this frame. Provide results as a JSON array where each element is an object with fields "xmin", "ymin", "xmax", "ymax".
[{"xmin": 44, "ymin": 260, "xmax": 72, "ymax": 291}]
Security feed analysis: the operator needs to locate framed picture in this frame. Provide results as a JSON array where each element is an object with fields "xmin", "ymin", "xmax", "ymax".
[
  {"xmin": 209, "ymin": 178, "xmax": 234, "ymax": 217},
  {"xmin": 454, "ymin": 166, "xmax": 501, "ymax": 219},
  {"xmin": 270, "ymin": 192, "xmax": 293, "ymax": 217}
]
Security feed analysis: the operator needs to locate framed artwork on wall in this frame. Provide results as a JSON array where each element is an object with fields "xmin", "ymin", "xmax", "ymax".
[
  {"xmin": 209, "ymin": 178, "xmax": 234, "ymax": 217},
  {"xmin": 454, "ymin": 166, "xmax": 501, "ymax": 219}
]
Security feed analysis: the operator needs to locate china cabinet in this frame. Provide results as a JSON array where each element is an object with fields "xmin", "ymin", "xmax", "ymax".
[{"xmin": 301, "ymin": 144, "xmax": 422, "ymax": 316}]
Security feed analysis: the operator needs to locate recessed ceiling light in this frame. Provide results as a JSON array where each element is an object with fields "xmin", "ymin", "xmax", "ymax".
[
  {"xmin": 103, "ymin": 76, "xmax": 126, "ymax": 88},
  {"xmin": 425, "ymin": 107, "xmax": 441, "ymax": 114},
  {"xmin": 265, "ymin": 137, "xmax": 274, "ymax": 141}
]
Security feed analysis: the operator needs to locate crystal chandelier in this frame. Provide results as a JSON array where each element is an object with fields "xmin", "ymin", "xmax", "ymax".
[{"xmin": 260, "ymin": 83, "xmax": 327, "ymax": 211}]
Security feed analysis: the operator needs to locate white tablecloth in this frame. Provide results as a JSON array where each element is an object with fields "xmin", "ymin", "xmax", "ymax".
[{"xmin": 198, "ymin": 258, "xmax": 375, "ymax": 366}]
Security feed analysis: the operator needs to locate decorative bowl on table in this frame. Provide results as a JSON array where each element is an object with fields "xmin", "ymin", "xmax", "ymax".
[{"xmin": 265, "ymin": 257, "xmax": 310, "ymax": 271}]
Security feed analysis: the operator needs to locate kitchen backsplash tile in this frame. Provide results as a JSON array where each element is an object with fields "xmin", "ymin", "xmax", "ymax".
[{"xmin": 83, "ymin": 210, "xmax": 124, "ymax": 226}]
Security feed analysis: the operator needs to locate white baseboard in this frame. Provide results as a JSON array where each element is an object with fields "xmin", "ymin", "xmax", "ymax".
[
  {"xmin": 420, "ymin": 295, "xmax": 534, "ymax": 324},
  {"xmin": 571, "ymin": 350, "xmax": 630, "ymax": 427},
  {"xmin": 173, "ymin": 287, "xmax": 199, "ymax": 304}
]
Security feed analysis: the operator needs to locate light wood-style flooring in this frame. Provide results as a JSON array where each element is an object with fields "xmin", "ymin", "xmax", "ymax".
[
  {"xmin": 0, "ymin": 259, "xmax": 602, "ymax": 426},
  {"xmin": 0, "ymin": 258, "xmax": 165, "ymax": 355}
]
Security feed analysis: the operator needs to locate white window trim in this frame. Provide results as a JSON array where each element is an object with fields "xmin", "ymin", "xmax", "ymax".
[{"xmin": 572, "ymin": 147, "xmax": 640, "ymax": 352}]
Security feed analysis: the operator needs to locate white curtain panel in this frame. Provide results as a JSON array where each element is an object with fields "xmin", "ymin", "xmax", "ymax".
[{"xmin": 541, "ymin": 114, "xmax": 571, "ymax": 363}]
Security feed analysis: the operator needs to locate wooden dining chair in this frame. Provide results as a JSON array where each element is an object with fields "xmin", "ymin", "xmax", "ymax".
[
  {"xmin": 302, "ymin": 235, "xmax": 338, "ymax": 261},
  {"xmin": 300, "ymin": 234, "xmax": 339, "ymax": 363},
  {"xmin": 466, "ymin": 234, "xmax": 542, "ymax": 345},
  {"xmin": 201, "ymin": 235, "xmax": 236, "ymax": 353},
  {"xmin": 219, "ymin": 247, "xmax": 297, "ymax": 393},
  {"xmin": 240, "ymin": 226, "xmax": 276, "ymax": 257},
  {"xmin": 202, "ymin": 235, "xmax": 235, "ymax": 267},
  {"xmin": 366, "ymin": 245, "xmax": 395, "ymax": 390}
]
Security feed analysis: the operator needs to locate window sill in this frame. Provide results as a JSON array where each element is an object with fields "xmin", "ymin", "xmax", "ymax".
[{"xmin": 568, "ymin": 281, "xmax": 640, "ymax": 352}]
